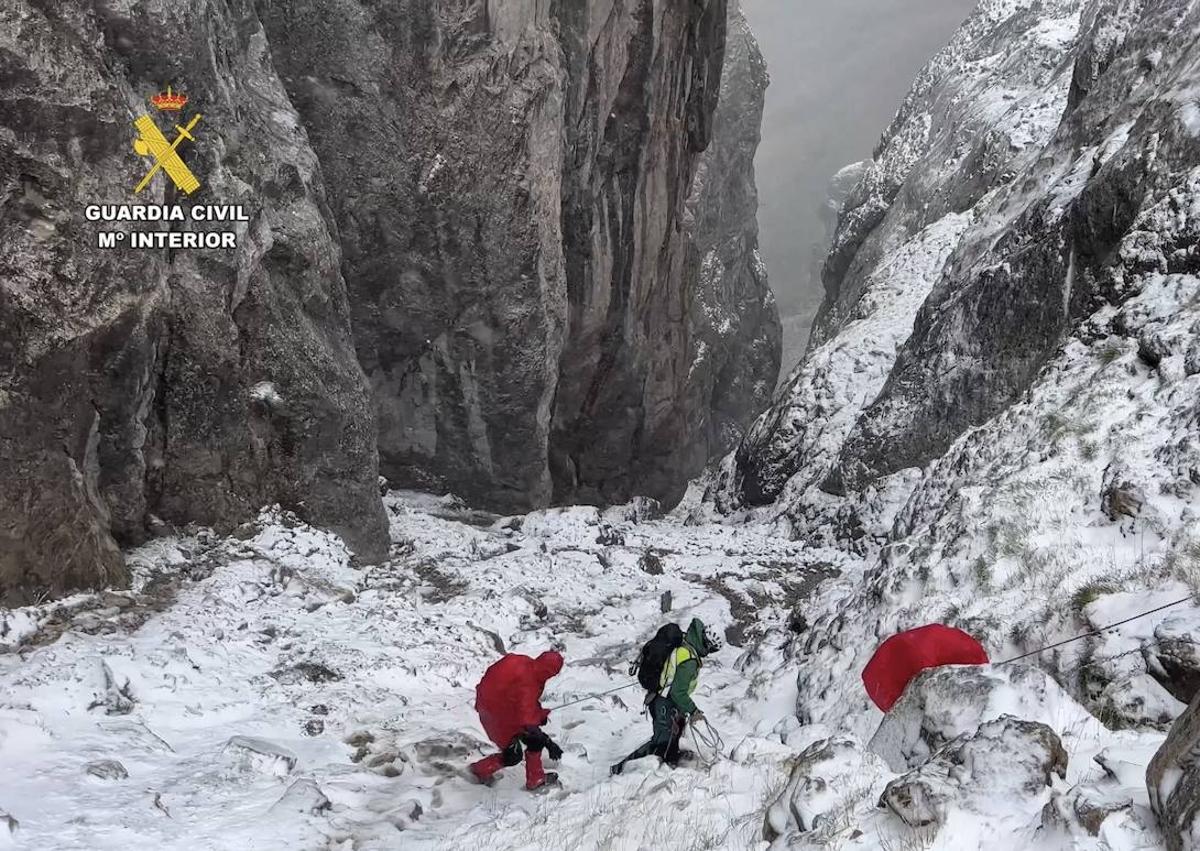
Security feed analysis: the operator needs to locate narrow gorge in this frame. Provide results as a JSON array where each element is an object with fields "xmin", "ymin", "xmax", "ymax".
[
  {"xmin": 3, "ymin": 0, "xmax": 1200, "ymax": 848},
  {"xmin": 0, "ymin": 0, "xmax": 779, "ymax": 603}
]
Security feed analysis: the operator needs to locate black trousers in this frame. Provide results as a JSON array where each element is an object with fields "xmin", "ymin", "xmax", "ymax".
[
  {"xmin": 501, "ymin": 726, "xmax": 553, "ymax": 766},
  {"xmin": 616, "ymin": 696, "xmax": 686, "ymax": 768}
]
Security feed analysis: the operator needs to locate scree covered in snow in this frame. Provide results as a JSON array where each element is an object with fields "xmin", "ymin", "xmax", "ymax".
[
  {"xmin": 0, "ymin": 493, "xmax": 841, "ymax": 850},
  {"xmin": 0, "ymin": 488, "xmax": 1184, "ymax": 849}
]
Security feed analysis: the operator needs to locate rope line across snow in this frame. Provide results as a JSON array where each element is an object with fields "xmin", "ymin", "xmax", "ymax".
[
  {"xmin": 994, "ymin": 594, "xmax": 1196, "ymax": 666},
  {"xmin": 549, "ymin": 681, "xmax": 639, "ymax": 711}
]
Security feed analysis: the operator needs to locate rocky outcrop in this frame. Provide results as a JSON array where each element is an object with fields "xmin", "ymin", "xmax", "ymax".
[
  {"xmin": 1148, "ymin": 689, "xmax": 1200, "ymax": 851},
  {"xmin": 0, "ymin": 0, "xmax": 389, "ymax": 603},
  {"xmin": 763, "ymin": 735, "xmax": 889, "ymax": 841},
  {"xmin": 258, "ymin": 0, "xmax": 769, "ymax": 513},
  {"xmin": 721, "ymin": 0, "xmax": 1086, "ymax": 513},
  {"xmin": 719, "ymin": 0, "xmax": 1200, "ymax": 552},
  {"xmin": 867, "ymin": 664, "xmax": 1099, "ymax": 774},
  {"xmin": 1077, "ymin": 594, "xmax": 1199, "ymax": 730},
  {"xmin": 880, "ymin": 716, "xmax": 1067, "ymax": 830},
  {"xmin": 684, "ymin": 3, "xmax": 782, "ymax": 461}
]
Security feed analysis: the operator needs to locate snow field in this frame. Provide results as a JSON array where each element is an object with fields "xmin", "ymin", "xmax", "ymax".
[{"xmin": 0, "ymin": 494, "xmax": 824, "ymax": 850}]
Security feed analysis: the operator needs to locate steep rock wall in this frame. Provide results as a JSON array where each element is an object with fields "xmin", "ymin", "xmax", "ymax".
[
  {"xmin": 258, "ymin": 0, "xmax": 753, "ymax": 513},
  {"xmin": 2, "ymin": 0, "xmax": 778, "ymax": 601},
  {"xmin": 683, "ymin": 2, "xmax": 781, "ymax": 463},
  {"xmin": 0, "ymin": 0, "xmax": 389, "ymax": 603}
]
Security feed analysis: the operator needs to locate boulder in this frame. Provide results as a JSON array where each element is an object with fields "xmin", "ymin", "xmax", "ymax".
[
  {"xmin": 222, "ymin": 736, "xmax": 298, "ymax": 777},
  {"xmin": 762, "ymin": 736, "xmax": 888, "ymax": 841},
  {"xmin": 269, "ymin": 662, "xmax": 342, "ymax": 685},
  {"xmin": 519, "ymin": 507, "xmax": 603, "ymax": 548},
  {"xmin": 1040, "ymin": 784, "xmax": 1138, "ymax": 838},
  {"xmin": 880, "ymin": 716, "xmax": 1067, "ymax": 831},
  {"xmin": 602, "ymin": 497, "xmax": 665, "ymax": 526},
  {"xmin": 269, "ymin": 779, "xmax": 331, "ymax": 817},
  {"xmin": 405, "ymin": 732, "xmax": 484, "ymax": 776},
  {"xmin": 1080, "ymin": 594, "xmax": 1199, "ymax": 730},
  {"xmin": 88, "ymin": 660, "xmax": 136, "ymax": 716},
  {"xmin": 85, "ymin": 760, "xmax": 129, "ymax": 781},
  {"xmin": 1101, "ymin": 464, "xmax": 1147, "ymax": 521},
  {"xmin": 1147, "ymin": 690, "xmax": 1200, "ymax": 851},
  {"xmin": 638, "ymin": 551, "xmax": 666, "ymax": 576},
  {"xmin": 1147, "ymin": 615, "xmax": 1200, "ymax": 705},
  {"xmin": 868, "ymin": 664, "xmax": 1095, "ymax": 772}
]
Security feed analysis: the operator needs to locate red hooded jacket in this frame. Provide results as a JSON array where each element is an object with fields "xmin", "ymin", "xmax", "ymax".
[{"xmin": 475, "ymin": 651, "xmax": 564, "ymax": 747}]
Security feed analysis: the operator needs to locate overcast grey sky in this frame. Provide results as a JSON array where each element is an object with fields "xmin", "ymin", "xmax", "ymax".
[{"xmin": 743, "ymin": 0, "xmax": 977, "ymax": 329}]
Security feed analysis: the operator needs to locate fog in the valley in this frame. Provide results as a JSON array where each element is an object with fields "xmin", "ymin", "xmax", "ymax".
[{"xmin": 743, "ymin": 0, "xmax": 979, "ymax": 371}]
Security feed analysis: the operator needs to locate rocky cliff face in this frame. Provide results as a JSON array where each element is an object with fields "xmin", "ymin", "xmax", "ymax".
[
  {"xmin": 722, "ymin": 0, "xmax": 1087, "ymax": 516},
  {"xmin": 1, "ymin": 0, "xmax": 777, "ymax": 601},
  {"xmin": 684, "ymin": 3, "xmax": 782, "ymax": 462},
  {"xmin": 257, "ymin": 0, "xmax": 774, "ymax": 513},
  {"xmin": 0, "ymin": 0, "xmax": 389, "ymax": 604}
]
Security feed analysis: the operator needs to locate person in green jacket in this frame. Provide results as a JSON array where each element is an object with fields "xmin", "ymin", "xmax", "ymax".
[{"xmin": 610, "ymin": 617, "xmax": 722, "ymax": 775}]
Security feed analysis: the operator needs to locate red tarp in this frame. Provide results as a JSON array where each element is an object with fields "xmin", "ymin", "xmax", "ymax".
[{"xmin": 862, "ymin": 624, "xmax": 989, "ymax": 712}]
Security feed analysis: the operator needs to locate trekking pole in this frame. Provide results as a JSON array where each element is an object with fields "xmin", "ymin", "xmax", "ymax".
[{"xmin": 549, "ymin": 681, "xmax": 639, "ymax": 711}]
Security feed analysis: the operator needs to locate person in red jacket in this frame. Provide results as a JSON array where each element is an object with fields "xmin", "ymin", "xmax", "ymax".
[{"xmin": 469, "ymin": 650, "xmax": 565, "ymax": 791}]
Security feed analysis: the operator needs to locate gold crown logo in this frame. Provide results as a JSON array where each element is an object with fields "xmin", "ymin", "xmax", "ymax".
[{"xmin": 150, "ymin": 86, "xmax": 188, "ymax": 111}]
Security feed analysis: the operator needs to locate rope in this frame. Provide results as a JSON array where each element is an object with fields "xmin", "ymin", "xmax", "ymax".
[
  {"xmin": 689, "ymin": 716, "xmax": 724, "ymax": 769},
  {"xmin": 548, "ymin": 681, "xmax": 639, "ymax": 711},
  {"xmin": 995, "ymin": 594, "xmax": 1195, "ymax": 666}
]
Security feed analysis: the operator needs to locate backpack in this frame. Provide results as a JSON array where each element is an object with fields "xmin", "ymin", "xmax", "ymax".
[{"xmin": 631, "ymin": 623, "xmax": 684, "ymax": 693}]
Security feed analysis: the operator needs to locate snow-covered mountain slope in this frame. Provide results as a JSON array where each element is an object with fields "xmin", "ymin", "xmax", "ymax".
[
  {"xmin": 715, "ymin": 0, "xmax": 1200, "ymax": 699},
  {"xmin": 701, "ymin": 0, "xmax": 1200, "ymax": 845},
  {"xmin": 0, "ymin": 494, "xmax": 835, "ymax": 849},
  {"xmin": 0, "ymin": 491, "xmax": 1186, "ymax": 849},
  {"xmin": 720, "ymin": 0, "xmax": 1087, "ymax": 520}
]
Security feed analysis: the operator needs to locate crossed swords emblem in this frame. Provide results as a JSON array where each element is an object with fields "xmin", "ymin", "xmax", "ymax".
[{"xmin": 133, "ymin": 112, "xmax": 203, "ymax": 195}]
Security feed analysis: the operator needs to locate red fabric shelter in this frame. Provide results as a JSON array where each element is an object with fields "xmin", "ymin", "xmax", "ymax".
[{"xmin": 862, "ymin": 624, "xmax": 989, "ymax": 712}]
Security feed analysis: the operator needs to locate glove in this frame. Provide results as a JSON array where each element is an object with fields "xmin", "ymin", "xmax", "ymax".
[
  {"xmin": 546, "ymin": 741, "xmax": 564, "ymax": 762},
  {"xmin": 690, "ymin": 710, "xmax": 705, "ymax": 726}
]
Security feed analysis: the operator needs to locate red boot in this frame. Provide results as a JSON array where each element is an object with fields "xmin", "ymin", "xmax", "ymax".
[
  {"xmin": 470, "ymin": 753, "xmax": 505, "ymax": 785},
  {"xmin": 524, "ymin": 749, "xmax": 546, "ymax": 790}
]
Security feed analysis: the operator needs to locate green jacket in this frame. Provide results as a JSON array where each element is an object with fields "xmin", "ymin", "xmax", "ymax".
[{"xmin": 660, "ymin": 618, "xmax": 709, "ymax": 715}]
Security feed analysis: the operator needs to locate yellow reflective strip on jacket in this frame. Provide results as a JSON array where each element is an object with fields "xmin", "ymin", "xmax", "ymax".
[{"xmin": 659, "ymin": 646, "xmax": 696, "ymax": 693}]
